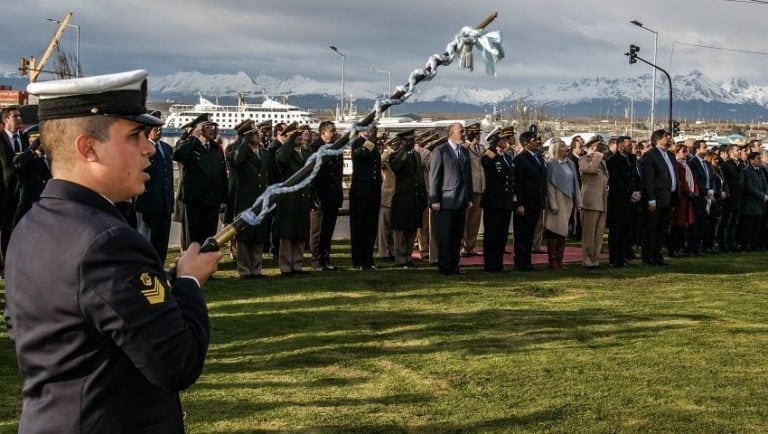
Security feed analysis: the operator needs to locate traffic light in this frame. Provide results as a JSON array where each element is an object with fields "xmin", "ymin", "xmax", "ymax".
[
  {"xmin": 18, "ymin": 57, "xmax": 29, "ymax": 76},
  {"xmin": 672, "ymin": 120, "xmax": 680, "ymax": 136},
  {"xmin": 626, "ymin": 44, "xmax": 639, "ymax": 64}
]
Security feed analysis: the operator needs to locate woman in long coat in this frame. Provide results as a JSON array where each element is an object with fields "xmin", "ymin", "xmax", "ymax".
[
  {"xmin": 275, "ymin": 126, "xmax": 313, "ymax": 274},
  {"xmin": 544, "ymin": 139, "xmax": 581, "ymax": 269},
  {"xmin": 228, "ymin": 127, "xmax": 273, "ymax": 278},
  {"xmin": 389, "ymin": 140, "xmax": 428, "ymax": 267},
  {"xmin": 669, "ymin": 144, "xmax": 697, "ymax": 257}
]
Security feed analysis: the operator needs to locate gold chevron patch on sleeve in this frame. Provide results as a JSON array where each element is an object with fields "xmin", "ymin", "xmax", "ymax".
[{"xmin": 138, "ymin": 272, "xmax": 166, "ymax": 305}]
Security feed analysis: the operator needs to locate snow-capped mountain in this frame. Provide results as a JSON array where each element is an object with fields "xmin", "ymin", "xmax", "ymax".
[
  {"xmin": 722, "ymin": 77, "xmax": 768, "ymax": 106},
  {"xmin": 147, "ymin": 69, "xmax": 768, "ymax": 109}
]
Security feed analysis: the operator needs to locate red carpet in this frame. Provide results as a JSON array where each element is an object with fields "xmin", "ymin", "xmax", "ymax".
[{"xmin": 413, "ymin": 245, "xmax": 609, "ymax": 266}]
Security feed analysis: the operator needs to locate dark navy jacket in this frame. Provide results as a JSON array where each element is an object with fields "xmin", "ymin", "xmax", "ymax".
[
  {"xmin": 136, "ymin": 139, "xmax": 174, "ymax": 214},
  {"xmin": 4, "ymin": 180, "xmax": 209, "ymax": 433}
]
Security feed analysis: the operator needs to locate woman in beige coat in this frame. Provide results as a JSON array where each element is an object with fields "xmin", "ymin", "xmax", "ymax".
[
  {"xmin": 544, "ymin": 139, "xmax": 581, "ymax": 269},
  {"xmin": 579, "ymin": 136, "xmax": 609, "ymax": 268}
]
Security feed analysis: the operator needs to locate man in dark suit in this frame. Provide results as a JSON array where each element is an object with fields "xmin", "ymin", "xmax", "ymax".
[
  {"xmin": 687, "ymin": 139, "xmax": 715, "ymax": 254},
  {"xmin": 0, "ymin": 106, "xmax": 29, "ymax": 262},
  {"xmin": 480, "ymin": 127, "xmax": 515, "ymax": 272},
  {"xmin": 719, "ymin": 145, "xmax": 743, "ymax": 252},
  {"xmin": 11, "ymin": 125, "xmax": 51, "ymax": 226},
  {"xmin": 740, "ymin": 152, "xmax": 768, "ymax": 252},
  {"xmin": 640, "ymin": 129, "xmax": 679, "ymax": 266},
  {"xmin": 309, "ymin": 121, "xmax": 343, "ymax": 270},
  {"xmin": 4, "ymin": 70, "xmax": 220, "ymax": 434},
  {"xmin": 173, "ymin": 115, "xmax": 228, "ymax": 247},
  {"xmin": 266, "ymin": 122, "xmax": 287, "ymax": 258},
  {"xmin": 349, "ymin": 128, "xmax": 382, "ymax": 269},
  {"xmin": 512, "ymin": 131, "xmax": 547, "ymax": 271},
  {"xmin": 429, "ymin": 123, "xmax": 473, "ymax": 275},
  {"xmin": 135, "ymin": 112, "xmax": 175, "ymax": 264},
  {"xmin": 606, "ymin": 136, "xmax": 641, "ymax": 268}
]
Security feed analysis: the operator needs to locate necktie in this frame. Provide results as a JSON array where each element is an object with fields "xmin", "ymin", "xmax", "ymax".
[
  {"xmin": 12, "ymin": 134, "xmax": 21, "ymax": 153},
  {"xmin": 155, "ymin": 142, "xmax": 164, "ymax": 159}
]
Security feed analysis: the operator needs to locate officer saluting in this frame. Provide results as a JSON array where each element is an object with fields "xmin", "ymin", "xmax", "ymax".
[
  {"xmin": 3, "ymin": 70, "xmax": 221, "ymax": 433},
  {"xmin": 480, "ymin": 127, "xmax": 516, "ymax": 272}
]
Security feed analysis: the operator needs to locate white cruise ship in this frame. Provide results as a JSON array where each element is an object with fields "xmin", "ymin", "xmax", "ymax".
[{"xmin": 164, "ymin": 94, "xmax": 316, "ymax": 130}]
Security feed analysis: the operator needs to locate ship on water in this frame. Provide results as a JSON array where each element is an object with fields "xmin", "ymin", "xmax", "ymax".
[{"xmin": 164, "ymin": 93, "xmax": 316, "ymax": 130}]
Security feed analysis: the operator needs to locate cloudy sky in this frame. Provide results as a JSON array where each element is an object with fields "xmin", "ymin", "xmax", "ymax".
[{"xmin": 3, "ymin": 0, "xmax": 767, "ymax": 94}]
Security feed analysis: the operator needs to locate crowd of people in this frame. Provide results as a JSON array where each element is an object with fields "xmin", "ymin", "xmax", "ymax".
[
  {"xmin": 2, "ymin": 69, "xmax": 768, "ymax": 432},
  {"xmin": 2, "ymin": 105, "xmax": 767, "ymax": 279}
]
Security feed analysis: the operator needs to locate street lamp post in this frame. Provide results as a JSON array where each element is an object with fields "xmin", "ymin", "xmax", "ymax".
[
  {"xmin": 630, "ymin": 20, "xmax": 658, "ymax": 132},
  {"xmin": 364, "ymin": 66, "xmax": 392, "ymax": 117},
  {"xmin": 329, "ymin": 45, "xmax": 345, "ymax": 121},
  {"xmin": 46, "ymin": 18, "xmax": 80, "ymax": 77}
]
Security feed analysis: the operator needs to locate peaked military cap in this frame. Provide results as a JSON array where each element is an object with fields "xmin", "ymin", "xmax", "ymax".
[
  {"xmin": 396, "ymin": 129, "xmax": 415, "ymax": 140},
  {"xmin": 180, "ymin": 113, "xmax": 213, "ymax": 130},
  {"xmin": 465, "ymin": 122, "xmax": 482, "ymax": 134},
  {"xmin": 499, "ymin": 126, "xmax": 516, "ymax": 139},
  {"xmin": 283, "ymin": 122, "xmax": 309, "ymax": 137},
  {"xmin": 256, "ymin": 120, "xmax": 272, "ymax": 132},
  {"xmin": 415, "ymin": 130, "xmax": 433, "ymax": 142},
  {"xmin": 485, "ymin": 126, "xmax": 501, "ymax": 146},
  {"xmin": 27, "ymin": 69, "xmax": 162, "ymax": 126},
  {"xmin": 235, "ymin": 119, "xmax": 258, "ymax": 136}
]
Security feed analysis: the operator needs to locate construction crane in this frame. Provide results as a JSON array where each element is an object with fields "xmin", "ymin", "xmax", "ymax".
[{"xmin": 18, "ymin": 11, "xmax": 74, "ymax": 82}]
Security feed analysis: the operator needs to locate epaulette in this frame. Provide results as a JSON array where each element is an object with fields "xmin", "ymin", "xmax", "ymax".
[
  {"xmin": 484, "ymin": 149, "xmax": 497, "ymax": 159},
  {"xmin": 363, "ymin": 140, "xmax": 375, "ymax": 151}
]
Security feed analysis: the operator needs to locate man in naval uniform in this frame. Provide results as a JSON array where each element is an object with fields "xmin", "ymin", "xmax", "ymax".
[
  {"xmin": 3, "ymin": 70, "xmax": 221, "ymax": 433},
  {"xmin": 135, "ymin": 110, "xmax": 175, "ymax": 264},
  {"xmin": 173, "ymin": 114, "xmax": 228, "ymax": 248},
  {"xmin": 461, "ymin": 122, "xmax": 485, "ymax": 257},
  {"xmin": 480, "ymin": 127, "xmax": 515, "ymax": 272}
]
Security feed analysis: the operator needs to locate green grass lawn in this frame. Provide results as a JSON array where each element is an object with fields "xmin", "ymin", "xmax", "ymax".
[{"xmin": 2, "ymin": 242, "xmax": 768, "ymax": 433}]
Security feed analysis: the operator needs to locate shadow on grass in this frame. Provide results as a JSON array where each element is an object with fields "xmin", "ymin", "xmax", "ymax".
[
  {"xmin": 187, "ymin": 408, "xmax": 570, "ymax": 433},
  {"xmin": 203, "ymin": 304, "xmax": 712, "ymax": 373}
]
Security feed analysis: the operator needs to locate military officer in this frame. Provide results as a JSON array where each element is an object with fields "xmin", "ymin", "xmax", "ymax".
[
  {"xmin": 378, "ymin": 135, "xmax": 398, "ymax": 260},
  {"xmin": 309, "ymin": 121, "xmax": 343, "ymax": 270},
  {"xmin": 389, "ymin": 129, "xmax": 428, "ymax": 268},
  {"xmin": 462, "ymin": 122, "xmax": 485, "ymax": 256},
  {"xmin": 135, "ymin": 111, "xmax": 175, "ymax": 263},
  {"xmin": 275, "ymin": 123, "xmax": 313, "ymax": 275},
  {"xmin": 173, "ymin": 114, "xmax": 228, "ymax": 247},
  {"xmin": 4, "ymin": 70, "xmax": 221, "ymax": 433},
  {"xmin": 228, "ymin": 121, "xmax": 273, "ymax": 278},
  {"xmin": 349, "ymin": 128, "xmax": 382, "ymax": 269},
  {"xmin": 480, "ymin": 127, "xmax": 516, "ymax": 272},
  {"xmin": 413, "ymin": 131, "xmax": 433, "ymax": 260}
]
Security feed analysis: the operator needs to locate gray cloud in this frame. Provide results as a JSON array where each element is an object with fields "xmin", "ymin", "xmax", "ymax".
[{"xmin": 2, "ymin": 0, "xmax": 766, "ymax": 92}]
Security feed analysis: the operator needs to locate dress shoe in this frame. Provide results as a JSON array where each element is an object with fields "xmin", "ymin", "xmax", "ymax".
[
  {"xmin": 642, "ymin": 260, "xmax": 656, "ymax": 266},
  {"xmin": 654, "ymin": 260, "xmax": 669, "ymax": 266},
  {"xmin": 280, "ymin": 271, "xmax": 292, "ymax": 277},
  {"xmin": 439, "ymin": 268, "xmax": 452, "ymax": 276},
  {"xmin": 292, "ymin": 270, "xmax": 307, "ymax": 275},
  {"xmin": 453, "ymin": 268, "xmax": 467, "ymax": 275},
  {"xmin": 608, "ymin": 262, "xmax": 626, "ymax": 269}
]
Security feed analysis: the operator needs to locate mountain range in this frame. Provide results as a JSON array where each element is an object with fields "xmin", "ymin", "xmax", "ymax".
[{"xmin": 3, "ymin": 70, "xmax": 767, "ymax": 121}]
